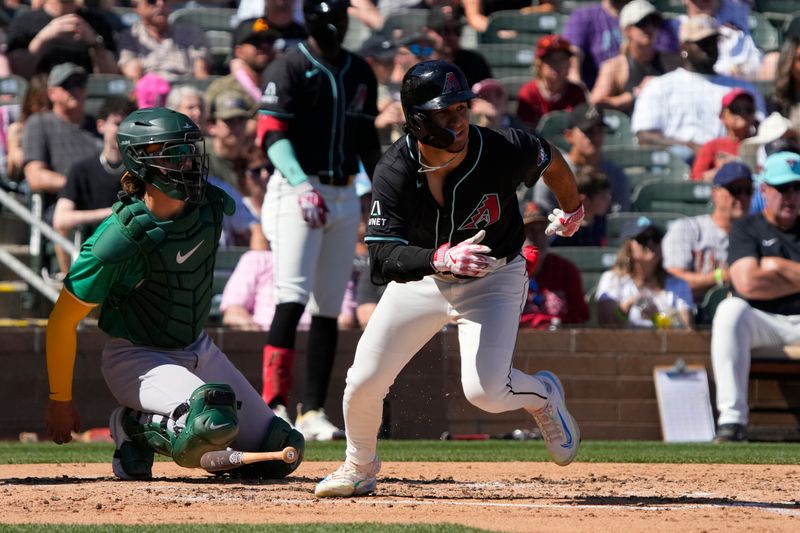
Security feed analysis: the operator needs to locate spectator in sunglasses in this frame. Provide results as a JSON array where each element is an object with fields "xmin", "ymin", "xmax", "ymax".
[
  {"xmin": 596, "ymin": 216, "xmax": 693, "ymax": 329},
  {"xmin": 390, "ymin": 34, "xmax": 440, "ymax": 85},
  {"xmin": 425, "ymin": 7, "xmax": 492, "ymax": 87},
  {"xmin": 590, "ymin": 0, "xmax": 679, "ymax": 114},
  {"xmin": 691, "ymin": 88, "xmax": 757, "ymax": 181},
  {"xmin": 710, "ymin": 151, "xmax": 800, "ymax": 443},
  {"xmin": 663, "ymin": 161, "xmax": 753, "ymax": 306}
]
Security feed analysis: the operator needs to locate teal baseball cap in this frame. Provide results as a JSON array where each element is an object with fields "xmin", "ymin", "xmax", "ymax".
[{"xmin": 760, "ymin": 151, "xmax": 800, "ymax": 186}]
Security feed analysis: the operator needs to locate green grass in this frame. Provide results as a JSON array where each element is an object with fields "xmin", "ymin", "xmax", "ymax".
[
  {"xmin": 0, "ymin": 526, "xmax": 488, "ymax": 532},
  {"xmin": 2, "ymin": 439, "xmax": 799, "ymax": 465}
]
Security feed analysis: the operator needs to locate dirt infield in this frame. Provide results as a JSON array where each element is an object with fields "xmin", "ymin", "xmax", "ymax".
[{"xmin": 1, "ymin": 462, "xmax": 798, "ymax": 531}]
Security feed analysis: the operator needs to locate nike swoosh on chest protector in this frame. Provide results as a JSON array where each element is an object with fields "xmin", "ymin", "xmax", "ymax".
[{"xmin": 176, "ymin": 240, "xmax": 205, "ymax": 264}]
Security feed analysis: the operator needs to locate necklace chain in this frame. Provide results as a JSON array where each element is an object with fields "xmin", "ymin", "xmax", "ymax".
[{"xmin": 417, "ymin": 147, "xmax": 464, "ymax": 174}]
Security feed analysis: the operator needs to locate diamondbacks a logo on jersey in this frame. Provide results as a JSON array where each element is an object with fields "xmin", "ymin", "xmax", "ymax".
[
  {"xmin": 458, "ymin": 194, "xmax": 501, "ymax": 230},
  {"xmin": 442, "ymin": 72, "xmax": 461, "ymax": 95},
  {"xmin": 368, "ymin": 200, "xmax": 387, "ymax": 226},
  {"xmin": 348, "ymin": 84, "xmax": 367, "ymax": 113},
  {"xmin": 261, "ymin": 82, "xmax": 278, "ymax": 105}
]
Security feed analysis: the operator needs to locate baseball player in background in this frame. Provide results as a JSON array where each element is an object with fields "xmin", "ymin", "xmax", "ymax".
[
  {"xmin": 44, "ymin": 108, "xmax": 304, "ymax": 480},
  {"xmin": 257, "ymin": 0, "xmax": 381, "ymax": 439},
  {"xmin": 315, "ymin": 60, "xmax": 584, "ymax": 498}
]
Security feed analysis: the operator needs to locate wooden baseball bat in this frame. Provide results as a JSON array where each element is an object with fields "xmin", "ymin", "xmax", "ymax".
[{"xmin": 200, "ymin": 446, "xmax": 298, "ymax": 472}]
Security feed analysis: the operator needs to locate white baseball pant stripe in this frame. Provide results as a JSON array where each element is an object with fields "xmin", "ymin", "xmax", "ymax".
[
  {"xmin": 711, "ymin": 297, "xmax": 800, "ymax": 426},
  {"xmin": 262, "ymin": 171, "xmax": 360, "ymax": 317},
  {"xmin": 101, "ymin": 332, "xmax": 274, "ymax": 451},
  {"xmin": 343, "ymin": 256, "xmax": 549, "ymax": 465}
]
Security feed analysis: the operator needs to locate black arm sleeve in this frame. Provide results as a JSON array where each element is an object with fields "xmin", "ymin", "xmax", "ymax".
[{"xmin": 369, "ymin": 242, "xmax": 436, "ymax": 285}]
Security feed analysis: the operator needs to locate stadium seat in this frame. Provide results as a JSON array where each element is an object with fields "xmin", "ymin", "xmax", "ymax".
[
  {"xmin": 535, "ymin": 110, "xmax": 571, "ymax": 151},
  {"xmin": 379, "ymin": 9, "xmax": 431, "ymax": 39},
  {"xmin": 535, "ymin": 109, "xmax": 636, "ymax": 153},
  {"xmin": 478, "ymin": 43, "xmax": 536, "ymax": 79},
  {"xmin": 602, "ymin": 146, "xmax": 690, "ymax": 188},
  {"xmin": 605, "ymin": 211, "xmax": 685, "ymax": 247},
  {"xmin": 631, "ymin": 179, "xmax": 713, "ymax": 216},
  {"xmin": 85, "ymin": 74, "xmax": 135, "ymax": 117},
  {"xmin": 480, "ymin": 11, "xmax": 566, "ymax": 45},
  {"xmin": 754, "ymin": 0, "xmax": 799, "ymax": 15},
  {"xmin": 748, "ymin": 11, "xmax": 781, "ymax": 52},
  {"xmin": 600, "ymin": 110, "xmax": 636, "ymax": 148},
  {"xmin": 651, "ymin": 0, "xmax": 686, "ymax": 14},
  {"xmin": 168, "ymin": 6, "xmax": 237, "ymax": 31},
  {"xmin": 550, "ymin": 246, "xmax": 618, "ymax": 294},
  {"xmin": 0, "ymin": 76, "xmax": 28, "ymax": 105}
]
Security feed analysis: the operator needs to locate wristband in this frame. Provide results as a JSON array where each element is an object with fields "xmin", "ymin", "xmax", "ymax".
[{"xmin": 714, "ymin": 268, "xmax": 724, "ymax": 286}]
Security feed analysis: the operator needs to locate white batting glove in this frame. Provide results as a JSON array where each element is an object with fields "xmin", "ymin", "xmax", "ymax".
[
  {"xmin": 296, "ymin": 182, "xmax": 328, "ymax": 229},
  {"xmin": 432, "ymin": 230, "xmax": 503, "ymax": 277},
  {"xmin": 545, "ymin": 204, "xmax": 585, "ymax": 237}
]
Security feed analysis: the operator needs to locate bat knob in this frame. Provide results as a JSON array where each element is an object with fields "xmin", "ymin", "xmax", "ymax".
[{"xmin": 284, "ymin": 447, "xmax": 298, "ymax": 463}]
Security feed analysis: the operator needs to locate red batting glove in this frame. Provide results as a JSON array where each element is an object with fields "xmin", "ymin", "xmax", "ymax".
[
  {"xmin": 297, "ymin": 183, "xmax": 328, "ymax": 228},
  {"xmin": 545, "ymin": 204, "xmax": 584, "ymax": 237},
  {"xmin": 522, "ymin": 245, "xmax": 540, "ymax": 277}
]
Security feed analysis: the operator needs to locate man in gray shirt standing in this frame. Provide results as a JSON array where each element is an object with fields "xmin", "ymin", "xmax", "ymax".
[{"xmin": 662, "ymin": 161, "xmax": 753, "ymax": 305}]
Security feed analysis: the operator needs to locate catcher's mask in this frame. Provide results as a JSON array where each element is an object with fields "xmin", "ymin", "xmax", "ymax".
[
  {"xmin": 117, "ymin": 107, "xmax": 209, "ymax": 203},
  {"xmin": 304, "ymin": 0, "xmax": 350, "ymax": 50},
  {"xmin": 401, "ymin": 60, "xmax": 475, "ymax": 150}
]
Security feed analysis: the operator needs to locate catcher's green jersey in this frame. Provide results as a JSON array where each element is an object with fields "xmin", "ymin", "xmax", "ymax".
[{"xmin": 65, "ymin": 185, "xmax": 234, "ymax": 348}]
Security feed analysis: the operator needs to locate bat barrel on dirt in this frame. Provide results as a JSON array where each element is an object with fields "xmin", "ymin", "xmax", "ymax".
[{"xmin": 200, "ymin": 446, "xmax": 298, "ymax": 472}]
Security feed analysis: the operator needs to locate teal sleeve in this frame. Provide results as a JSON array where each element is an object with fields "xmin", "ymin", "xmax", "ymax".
[{"xmin": 266, "ymin": 138, "xmax": 308, "ymax": 186}]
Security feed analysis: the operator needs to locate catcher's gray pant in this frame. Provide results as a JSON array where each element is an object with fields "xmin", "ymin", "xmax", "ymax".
[
  {"xmin": 342, "ymin": 256, "xmax": 549, "ymax": 465},
  {"xmin": 711, "ymin": 297, "xmax": 800, "ymax": 426},
  {"xmin": 101, "ymin": 332, "xmax": 274, "ymax": 451},
  {"xmin": 262, "ymin": 172, "xmax": 360, "ymax": 317}
]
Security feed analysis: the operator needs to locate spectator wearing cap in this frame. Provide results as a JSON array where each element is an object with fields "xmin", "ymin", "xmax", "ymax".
[
  {"xmin": 563, "ymin": 0, "xmax": 679, "ymax": 90},
  {"xmin": 631, "ymin": 14, "xmax": 764, "ymax": 164},
  {"xmin": 390, "ymin": 33, "xmax": 441, "ymax": 86},
  {"xmin": 516, "ymin": 34, "xmax": 586, "ymax": 131},
  {"xmin": 663, "ymin": 161, "xmax": 753, "ymax": 305},
  {"xmin": 116, "ymin": 0, "xmax": 211, "ymax": 81},
  {"xmin": 519, "ymin": 202, "xmax": 590, "ymax": 329},
  {"xmin": 673, "ymin": 0, "xmax": 761, "ymax": 80},
  {"xmin": 206, "ymin": 17, "xmax": 281, "ymax": 123},
  {"xmin": 590, "ymin": 0, "xmax": 680, "ymax": 115},
  {"xmin": 359, "ymin": 35, "xmax": 404, "ymax": 146},
  {"xmin": 52, "ymin": 96, "xmax": 137, "ymax": 272},
  {"xmin": 532, "ymin": 103, "xmax": 631, "ymax": 214},
  {"xmin": 5, "ymin": 0, "xmax": 117, "ymax": 78},
  {"xmin": 690, "ymin": 88, "xmax": 756, "ymax": 180},
  {"xmin": 425, "ymin": 6, "xmax": 492, "ymax": 88},
  {"xmin": 710, "ymin": 151, "xmax": 800, "ymax": 443},
  {"xmin": 23, "ymin": 62, "xmax": 102, "ymax": 274},
  {"xmin": 596, "ymin": 216, "xmax": 693, "ymax": 328},
  {"xmin": 235, "ymin": 0, "xmax": 307, "ymax": 50},
  {"xmin": 205, "ymin": 91, "xmax": 255, "ymax": 194},
  {"xmin": 470, "ymin": 78, "xmax": 525, "ymax": 131}
]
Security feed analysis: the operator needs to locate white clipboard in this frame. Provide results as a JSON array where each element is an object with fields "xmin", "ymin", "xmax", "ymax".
[{"xmin": 653, "ymin": 361, "xmax": 716, "ymax": 442}]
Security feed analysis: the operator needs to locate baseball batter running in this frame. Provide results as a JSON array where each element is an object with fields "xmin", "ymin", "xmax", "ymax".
[
  {"xmin": 315, "ymin": 61, "xmax": 584, "ymax": 498},
  {"xmin": 44, "ymin": 108, "xmax": 304, "ymax": 480},
  {"xmin": 257, "ymin": 0, "xmax": 381, "ymax": 439}
]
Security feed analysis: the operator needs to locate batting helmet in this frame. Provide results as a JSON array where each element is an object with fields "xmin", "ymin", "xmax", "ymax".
[
  {"xmin": 117, "ymin": 108, "xmax": 209, "ymax": 203},
  {"xmin": 401, "ymin": 60, "xmax": 475, "ymax": 149},
  {"xmin": 303, "ymin": 0, "xmax": 350, "ymax": 50}
]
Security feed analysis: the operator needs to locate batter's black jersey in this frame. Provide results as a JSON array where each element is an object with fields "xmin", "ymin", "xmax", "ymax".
[
  {"xmin": 728, "ymin": 213, "xmax": 800, "ymax": 315},
  {"xmin": 259, "ymin": 42, "xmax": 380, "ymax": 179},
  {"xmin": 366, "ymin": 125, "xmax": 552, "ymax": 283}
]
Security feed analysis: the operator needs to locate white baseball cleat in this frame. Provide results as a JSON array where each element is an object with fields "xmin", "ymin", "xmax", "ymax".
[
  {"xmin": 527, "ymin": 371, "xmax": 580, "ymax": 466},
  {"xmin": 315, "ymin": 458, "xmax": 382, "ymax": 498},
  {"xmin": 295, "ymin": 407, "xmax": 345, "ymax": 441}
]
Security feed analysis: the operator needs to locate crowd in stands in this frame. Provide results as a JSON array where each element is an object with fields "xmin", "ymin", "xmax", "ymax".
[{"xmin": 1, "ymin": 1, "xmax": 800, "ymax": 440}]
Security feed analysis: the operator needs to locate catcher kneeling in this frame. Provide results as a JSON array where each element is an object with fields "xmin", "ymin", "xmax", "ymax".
[{"xmin": 44, "ymin": 108, "xmax": 304, "ymax": 480}]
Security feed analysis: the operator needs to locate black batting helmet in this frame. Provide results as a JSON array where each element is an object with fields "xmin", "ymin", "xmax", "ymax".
[
  {"xmin": 401, "ymin": 60, "xmax": 475, "ymax": 149},
  {"xmin": 303, "ymin": 0, "xmax": 350, "ymax": 50}
]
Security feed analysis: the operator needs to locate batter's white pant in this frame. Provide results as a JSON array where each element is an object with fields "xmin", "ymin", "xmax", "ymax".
[
  {"xmin": 343, "ymin": 256, "xmax": 550, "ymax": 465},
  {"xmin": 711, "ymin": 297, "xmax": 800, "ymax": 426},
  {"xmin": 101, "ymin": 332, "xmax": 274, "ymax": 451},
  {"xmin": 262, "ymin": 172, "xmax": 360, "ymax": 317}
]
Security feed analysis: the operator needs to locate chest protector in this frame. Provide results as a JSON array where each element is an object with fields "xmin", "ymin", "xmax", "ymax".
[{"xmin": 100, "ymin": 187, "xmax": 231, "ymax": 348}]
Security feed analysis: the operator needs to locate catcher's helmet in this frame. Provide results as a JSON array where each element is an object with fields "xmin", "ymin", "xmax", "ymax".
[
  {"xmin": 303, "ymin": 0, "xmax": 349, "ymax": 50},
  {"xmin": 117, "ymin": 108, "xmax": 209, "ymax": 203},
  {"xmin": 401, "ymin": 60, "xmax": 475, "ymax": 149}
]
